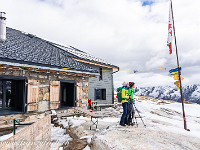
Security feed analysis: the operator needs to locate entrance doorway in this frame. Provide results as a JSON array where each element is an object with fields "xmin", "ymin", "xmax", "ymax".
[
  {"xmin": 60, "ymin": 81, "xmax": 76, "ymax": 108},
  {"xmin": 0, "ymin": 76, "xmax": 26, "ymax": 115}
]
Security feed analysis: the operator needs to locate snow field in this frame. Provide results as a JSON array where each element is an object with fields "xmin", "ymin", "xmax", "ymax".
[{"xmin": 53, "ymin": 96, "xmax": 200, "ymax": 150}]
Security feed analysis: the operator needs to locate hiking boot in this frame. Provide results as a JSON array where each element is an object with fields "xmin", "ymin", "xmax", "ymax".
[
  {"xmin": 130, "ymin": 122, "xmax": 135, "ymax": 126},
  {"xmin": 120, "ymin": 123, "xmax": 126, "ymax": 126},
  {"xmin": 120, "ymin": 122, "xmax": 126, "ymax": 126}
]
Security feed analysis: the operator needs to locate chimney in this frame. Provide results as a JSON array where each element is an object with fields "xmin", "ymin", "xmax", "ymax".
[{"xmin": 0, "ymin": 12, "xmax": 6, "ymax": 42}]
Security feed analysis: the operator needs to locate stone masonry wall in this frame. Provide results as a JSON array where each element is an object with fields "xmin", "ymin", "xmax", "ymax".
[
  {"xmin": 0, "ymin": 114, "xmax": 51, "ymax": 150},
  {"xmin": 0, "ymin": 68, "xmax": 89, "ymax": 112}
]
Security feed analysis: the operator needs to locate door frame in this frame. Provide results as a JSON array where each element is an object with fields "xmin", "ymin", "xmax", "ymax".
[{"xmin": 59, "ymin": 80, "xmax": 76, "ymax": 108}]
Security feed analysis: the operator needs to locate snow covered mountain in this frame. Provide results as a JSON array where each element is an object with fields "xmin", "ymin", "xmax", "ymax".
[{"xmin": 134, "ymin": 84, "xmax": 200, "ymax": 104}]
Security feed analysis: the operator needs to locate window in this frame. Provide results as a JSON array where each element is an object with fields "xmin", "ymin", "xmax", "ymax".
[
  {"xmin": 95, "ymin": 89, "xmax": 106, "ymax": 100},
  {"xmin": 0, "ymin": 78, "xmax": 26, "ymax": 113},
  {"xmin": 99, "ymin": 68, "xmax": 103, "ymax": 80}
]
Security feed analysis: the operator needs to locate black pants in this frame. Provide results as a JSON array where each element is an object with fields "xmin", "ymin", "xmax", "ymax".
[{"xmin": 128, "ymin": 103, "xmax": 135, "ymax": 125}]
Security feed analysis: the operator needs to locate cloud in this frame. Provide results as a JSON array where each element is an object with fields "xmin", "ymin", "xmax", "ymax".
[{"xmin": 0, "ymin": 0, "xmax": 199, "ymax": 88}]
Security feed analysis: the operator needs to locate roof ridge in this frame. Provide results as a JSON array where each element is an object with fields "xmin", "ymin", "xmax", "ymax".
[{"xmin": 51, "ymin": 42, "xmax": 119, "ymax": 68}]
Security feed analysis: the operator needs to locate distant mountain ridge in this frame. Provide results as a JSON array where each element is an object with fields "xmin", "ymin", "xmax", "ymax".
[{"xmin": 134, "ymin": 84, "xmax": 200, "ymax": 104}]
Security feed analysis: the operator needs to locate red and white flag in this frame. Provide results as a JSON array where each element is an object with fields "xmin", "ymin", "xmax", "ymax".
[{"xmin": 167, "ymin": 1, "xmax": 173, "ymax": 54}]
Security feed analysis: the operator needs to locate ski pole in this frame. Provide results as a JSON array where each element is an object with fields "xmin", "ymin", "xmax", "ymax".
[{"xmin": 133, "ymin": 104, "xmax": 146, "ymax": 128}]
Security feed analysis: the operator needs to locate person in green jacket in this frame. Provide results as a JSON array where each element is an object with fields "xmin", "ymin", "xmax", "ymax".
[
  {"xmin": 120, "ymin": 81, "xmax": 130, "ymax": 126},
  {"xmin": 128, "ymin": 82, "xmax": 135, "ymax": 126},
  {"xmin": 128, "ymin": 82, "xmax": 135, "ymax": 101}
]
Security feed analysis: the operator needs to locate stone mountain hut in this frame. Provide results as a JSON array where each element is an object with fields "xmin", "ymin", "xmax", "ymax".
[{"xmin": 0, "ymin": 12, "xmax": 119, "ymax": 115}]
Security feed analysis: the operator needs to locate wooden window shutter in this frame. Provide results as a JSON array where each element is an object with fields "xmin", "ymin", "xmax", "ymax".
[
  {"xmin": 50, "ymin": 81, "xmax": 60, "ymax": 109},
  {"xmin": 27, "ymin": 80, "xmax": 39, "ymax": 112},
  {"xmin": 76, "ymin": 83, "xmax": 82, "ymax": 101}
]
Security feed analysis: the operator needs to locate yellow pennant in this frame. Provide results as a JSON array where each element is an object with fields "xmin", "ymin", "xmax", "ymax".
[
  {"xmin": 171, "ymin": 72, "xmax": 178, "ymax": 76},
  {"xmin": 174, "ymin": 76, "xmax": 184, "ymax": 80},
  {"xmin": 174, "ymin": 81, "xmax": 180, "ymax": 85}
]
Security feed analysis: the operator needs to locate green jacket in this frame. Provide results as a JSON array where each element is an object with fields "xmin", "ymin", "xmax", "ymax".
[
  {"xmin": 121, "ymin": 87, "xmax": 129, "ymax": 103},
  {"xmin": 128, "ymin": 87, "xmax": 134, "ymax": 99}
]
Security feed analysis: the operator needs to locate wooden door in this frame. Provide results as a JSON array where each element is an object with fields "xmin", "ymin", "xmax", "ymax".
[
  {"xmin": 27, "ymin": 80, "xmax": 39, "ymax": 112},
  {"xmin": 50, "ymin": 81, "xmax": 60, "ymax": 109},
  {"xmin": 76, "ymin": 83, "xmax": 82, "ymax": 101}
]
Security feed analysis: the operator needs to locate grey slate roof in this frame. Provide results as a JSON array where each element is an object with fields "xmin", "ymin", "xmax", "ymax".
[
  {"xmin": 0, "ymin": 27, "xmax": 98, "ymax": 73},
  {"xmin": 53, "ymin": 43, "xmax": 119, "ymax": 69}
]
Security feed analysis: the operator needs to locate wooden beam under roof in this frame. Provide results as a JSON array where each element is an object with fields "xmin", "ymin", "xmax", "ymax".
[
  {"xmin": 89, "ymin": 75, "xmax": 96, "ymax": 77},
  {"xmin": 67, "ymin": 72, "xmax": 76, "ymax": 76},
  {"xmin": 72, "ymin": 57, "xmax": 118, "ymax": 69},
  {"xmin": 4, "ymin": 65, "xmax": 20, "ymax": 69},
  {"xmin": 83, "ymin": 74, "xmax": 90, "ymax": 77},
  {"xmin": 21, "ymin": 67, "xmax": 34, "ymax": 71},
  {"xmin": 58, "ymin": 71, "xmax": 66, "ymax": 75},
  {"xmin": 76, "ymin": 73, "xmax": 84, "ymax": 76},
  {"xmin": 4, "ymin": 65, "xmax": 13, "ymax": 69},
  {"xmin": 36, "ymin": 69, "xmax": 47, "ymax": 73},
  {"xmin": 48, "ymin": 70, "xmax": 57, "ymax": 74},
  {"xmin": 0, "ymin": 64, "xmax": 98, "ymax": 77}
]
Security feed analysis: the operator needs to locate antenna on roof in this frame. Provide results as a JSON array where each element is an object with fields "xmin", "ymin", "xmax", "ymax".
[{"xmin": 0, "ymin": 12, "xmax": 6, "ymax": 43}]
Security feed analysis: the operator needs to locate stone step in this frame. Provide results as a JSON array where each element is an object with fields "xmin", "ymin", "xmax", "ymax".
[
  {"xmin": 0, "ymin": 117, "xmax": 15, "ymax": 122},
  {"xmin": 0, "ymin": 124, "xmax": 13, "ymax": 132},
  {"xmin": 0, "ymin": 120, "xmax": 6, "ymax": 126}
]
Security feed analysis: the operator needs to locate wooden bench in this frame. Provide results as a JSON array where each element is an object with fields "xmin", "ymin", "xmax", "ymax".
[
  {"xmin": 91, "ymin": 101, "xmax": 98, "ymax": 110},
  {"xmin": 94, "ymin": 104, "xmax": 115, "ymax": 111},
  {"xmin": 93, "ymin": 105, "xmax": 102, "ymax": 111}
]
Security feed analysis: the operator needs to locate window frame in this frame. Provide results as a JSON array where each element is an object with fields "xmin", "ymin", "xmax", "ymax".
[{"xmin": 94, "ymin": 88, "xmax": 106, "ymax": 100}]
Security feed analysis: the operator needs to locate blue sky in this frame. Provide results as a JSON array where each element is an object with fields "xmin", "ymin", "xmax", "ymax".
[{"xmin": 142, "ymin": 1, "xmax": 154, "ymax": 6}]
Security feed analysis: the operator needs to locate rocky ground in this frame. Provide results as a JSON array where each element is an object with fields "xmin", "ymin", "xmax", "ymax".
[{"xmin": 51, "ymin": 96, "xmax": 200, "ymax": 150}]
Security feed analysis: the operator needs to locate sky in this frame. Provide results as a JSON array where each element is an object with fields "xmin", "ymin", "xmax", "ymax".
[{"xmin": 0, "ymin": 0, "xmax": 200, "ymax": 88}]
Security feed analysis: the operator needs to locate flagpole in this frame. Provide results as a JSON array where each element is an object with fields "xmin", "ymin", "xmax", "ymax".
[{"xmin": 170, "ymin": 0, "xmax": 188, "ymax": 131}]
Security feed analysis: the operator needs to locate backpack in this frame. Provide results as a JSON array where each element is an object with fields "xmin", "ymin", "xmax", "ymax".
[{"xmin": 117, "ymin": 87, "xmax": 123, "ymax": 102}]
